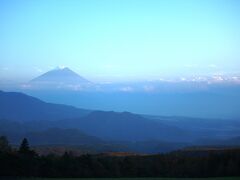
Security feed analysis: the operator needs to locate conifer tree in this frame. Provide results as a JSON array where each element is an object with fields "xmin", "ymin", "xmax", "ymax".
[
  {"xmin": 19, "ymin": 138, "xmax": 30, "ymax": 154},
  {"xmin": 0, "ymin": 136, "xmax": 11, "ymax": 152}
]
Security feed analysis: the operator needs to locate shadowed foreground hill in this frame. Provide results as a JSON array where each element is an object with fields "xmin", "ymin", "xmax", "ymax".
[
  {"xmin": 0, "ymin": 137, "xmax": 240, "ymax": 178},
  {"xmin": 25, "ymin": 128, "xmax": 103, "ymax": 145},
  {"xmin": 0, "ymin": 119, "xmax": 104, "ymax": 146},
  {"xmin": 8, "ymin": 178, "xmax": 240, "ymax": 180}
]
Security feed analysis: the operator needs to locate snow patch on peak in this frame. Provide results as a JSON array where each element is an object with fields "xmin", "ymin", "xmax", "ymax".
[{"xmin": 55, "ymin": 65, "xmax": 66, "ymax": 70}]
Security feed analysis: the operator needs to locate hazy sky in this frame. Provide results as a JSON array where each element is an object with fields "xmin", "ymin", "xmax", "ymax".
[{"xmin": 1, "ymin": 0, "xmax": 240, "ymax": 82}]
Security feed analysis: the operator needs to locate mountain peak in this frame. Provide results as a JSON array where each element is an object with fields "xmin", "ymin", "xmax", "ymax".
[
  {"xmin": 30, "ymin": 67, "xmax": 91, "ymax": 88},
  {"xmin": 55, "ymin": 65, "xmax": 67, "ymax": 70},
  {"xmin": 54, "ymin": 66, "xmax": 74, "ymax": 72}
]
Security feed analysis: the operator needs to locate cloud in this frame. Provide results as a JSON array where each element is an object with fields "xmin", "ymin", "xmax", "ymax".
[
  {"xmin": 35, "ymin": 67, "xmax": 43, "ymax": 73},
  {"xmin": 102, "ymin": 64, "xmax": 120, "ymax": 71},
  {"xmin": 119, "ymin": 86, "xmax": 134, "ymax": 92},
  {"xmin": 67, "ymin": 84, "xmax": 84, "ymax": 91},
  {"xmin": 20, "ymin": 84, "xmax": 32, "ymax": 89},
  {"xmin": 1, "ymin": 67, "xmax": 9, "ymax": 71},
  {"xmin": 184, "ymin": 64, "xmax": 198, "ymax": 68},
  {"xmin": 208, "ymin": 64, "xmax": 217, "ymax": 68},
  {"xmin": 180, "ymin": 77, "xmax": 187, "ymax": 81},
  {"xmin": 103, "ymin": 64, "xmax": 115, "ymax": 68},
  {"xmin": 143, "ymin": 85, "xmax": 155, "ymax": 92},
  {"xmin": 56, "ymin": 65, "xmax": 66, "ymax": 69},
  {"xmin": 184, "ymin": 64, "xmax": 218, "ymax": 69}
]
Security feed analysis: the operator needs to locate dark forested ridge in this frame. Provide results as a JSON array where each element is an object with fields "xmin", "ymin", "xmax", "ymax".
[{"xmin": 0, "ymin": 136, "xmax": 240, "ymax": 178}]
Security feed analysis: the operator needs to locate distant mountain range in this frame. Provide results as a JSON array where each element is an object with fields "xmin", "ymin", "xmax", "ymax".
[
  {"xmin": 15, "ymin": 67, "xmax": 240, "ymax": 119},
  {"xmin": 58, "ymin": 111, "xmax": 190, "ymax": 142},
  {"xmin": 1, "ymin": 90, "xmax": 240, "ymax": 153},
  {"xmin": 0, "ymin": 90, "xmax": 188, "ymax": 142},
  {"xmin": 0, "ymin": 90, "xmax": 90, "ymax": 121},
  {"xmin": 21, "ymin": 67, "xmax": 240, "ymax": 92}
]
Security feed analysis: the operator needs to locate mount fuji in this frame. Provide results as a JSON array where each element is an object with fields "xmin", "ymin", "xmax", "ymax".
[{"xmin": 28, "ymin": 67, "xmax": 92, "ymax": 90}]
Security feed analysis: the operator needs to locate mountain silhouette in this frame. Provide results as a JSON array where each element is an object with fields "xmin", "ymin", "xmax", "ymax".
[
  {"xmin": 0, "ymin": 90, "xmax": 90, "ymax": 122},
  {"xmin": 31, "ymin": 67, "xmax": 90, "ymax": 84},
  {"xmin": 0, "ymin": 90, "xmax": 188, "ymax": 142},
  {"xmin": 25, "ymin": 128, "xmax": 103, "ymax": 145},
  {"xmin": 27, "ymin": 67, "xmax": 93, "ymax": 90},
  {"xmin": 0, "ymin": 119, "xmax": 103, "ymax": 145},
  {"xmin": 1, "ymin": 90, "xmax": 240, "ymax": 153},
  {"xmin": 57, "ymin": 111, "xmax": 190, "ymax": 142}
]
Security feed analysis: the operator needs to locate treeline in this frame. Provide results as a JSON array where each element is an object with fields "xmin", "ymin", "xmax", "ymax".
[{"xmin": 0, "ymin": 136, "xmax": 240, "ymax": 178}]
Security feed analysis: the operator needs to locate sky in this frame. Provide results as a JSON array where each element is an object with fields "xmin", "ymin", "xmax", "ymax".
[{"xmin": 0, "ymin": 0, "xmax": 240, "ymax": 82}]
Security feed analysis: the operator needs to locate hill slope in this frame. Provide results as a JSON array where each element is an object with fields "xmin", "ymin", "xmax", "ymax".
[
  {"xmin": 0, "ymin": 90, "xmax": 90, "ymax": 122},
  {"xmin": 56, "ymin": 111, "xmax": 190, "ymax": 142}
]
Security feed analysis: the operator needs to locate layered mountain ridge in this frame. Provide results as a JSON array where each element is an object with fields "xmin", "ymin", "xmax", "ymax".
[{"xmin": 1, "ymin": 90, "xmax": 240, "ymax": 153}]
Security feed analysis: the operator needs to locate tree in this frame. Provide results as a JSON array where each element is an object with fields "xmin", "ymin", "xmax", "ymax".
[
  {"xmin": 19, "ymin": 138, "xmax": 30, "ymax": 154},
  {"xmin": 18, "ymin": 138, "xmax": 37, "ymax": 158},
  {"xmin": 0, "ymin": 136, "xmax": 11, "ymax": 152}
]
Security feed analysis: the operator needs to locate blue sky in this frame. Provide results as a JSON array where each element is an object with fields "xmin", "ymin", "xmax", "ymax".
[{"xmin": 0, "ymin": 0, "xmax": 240, "ymax": 82}]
